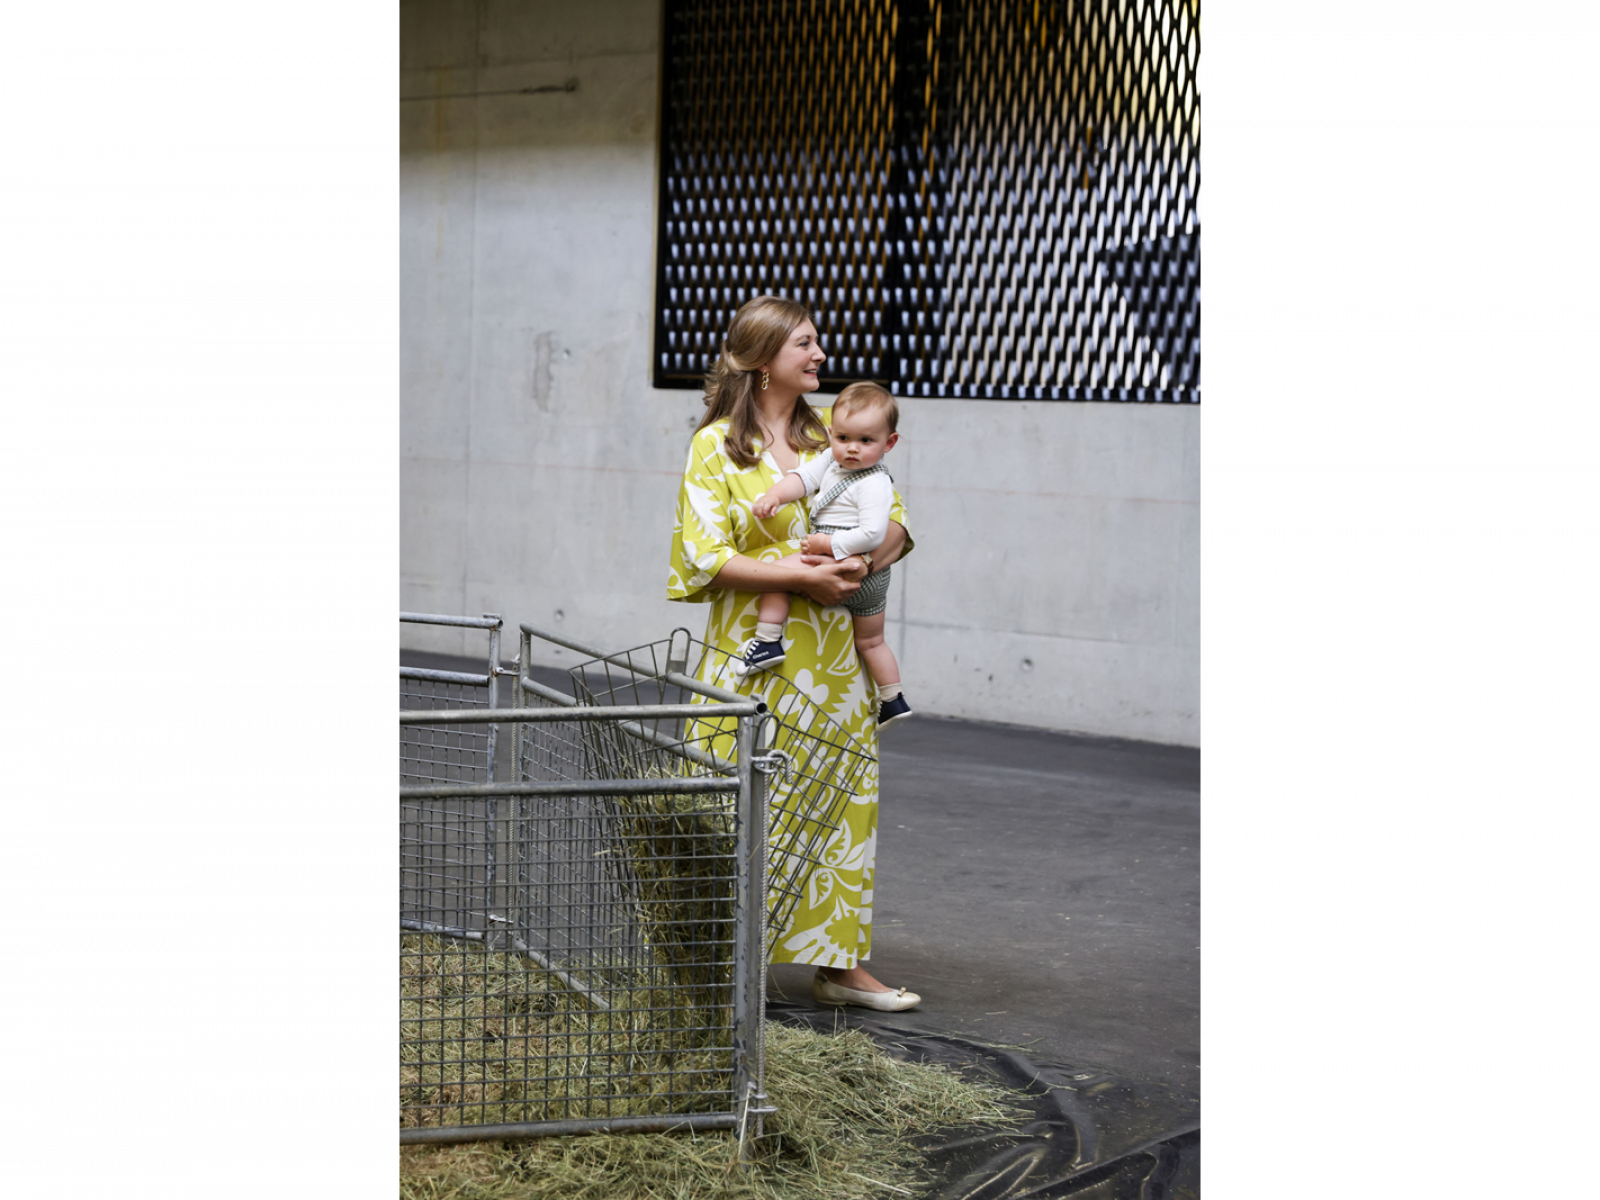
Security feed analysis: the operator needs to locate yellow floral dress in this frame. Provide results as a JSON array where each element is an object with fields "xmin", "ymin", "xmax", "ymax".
[{"xmin": 667, "ymin": 408, "xmax": 913, "ymax": 968}]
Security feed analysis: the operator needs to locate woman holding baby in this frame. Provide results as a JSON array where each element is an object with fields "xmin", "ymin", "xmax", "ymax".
[{"xmin": 666, "ymin": 295, "xmax": 920, "ymax": 1011}]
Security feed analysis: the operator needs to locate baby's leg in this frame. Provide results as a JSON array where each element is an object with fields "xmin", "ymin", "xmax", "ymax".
[
  {"xmin": 737, "ymin": 553, "xmax": 810, "ymax": 676},
  {"xmin": 756, "ymin": 590, "xmax": 792, "ymax": 630},
  {"xmin": 755, "ymin": 554, "xmax": 806, "ymax": 631},
  {"xmin": 850, "ymin": 611, "xmax": 899, "ymax": 687},
  {"xmin": 854, "ymin": 610, "xmax": 911, "ymax": 724}
]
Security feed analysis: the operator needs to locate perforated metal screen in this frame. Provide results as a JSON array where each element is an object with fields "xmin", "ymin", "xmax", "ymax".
[{"xmin": 655, "ymin": 0, "xmax": 1199, "ymax": 402}]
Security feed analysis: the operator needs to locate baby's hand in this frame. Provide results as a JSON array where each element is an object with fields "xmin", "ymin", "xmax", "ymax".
[
  {"xmin": 802, "ymin": 532, "xmax": 833, "ymax": 556},
  {"xmin": 752, "ymin": 493, "xmax": 779, "ymax": 518}
]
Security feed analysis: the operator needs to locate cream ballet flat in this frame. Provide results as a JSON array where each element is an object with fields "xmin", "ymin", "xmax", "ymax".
[{"xmin": 811, "ymin": 970, "xmax": 922, "ymax": 1012}]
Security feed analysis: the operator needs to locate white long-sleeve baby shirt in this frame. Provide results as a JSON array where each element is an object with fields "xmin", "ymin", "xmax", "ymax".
[{"xmin": 787, "ymin": 457, "xmax": 893, "ymax": 560}]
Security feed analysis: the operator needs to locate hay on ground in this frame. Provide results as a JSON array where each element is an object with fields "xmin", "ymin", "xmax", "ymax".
[{"xmin": 399, "ymin": 1019, "xmax": 1025, "ymax": 1200}]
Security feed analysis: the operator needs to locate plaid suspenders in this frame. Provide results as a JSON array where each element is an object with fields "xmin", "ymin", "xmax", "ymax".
[{"xmin": 810, "ymin": 463, "xmax": 889, "ymax": 529}]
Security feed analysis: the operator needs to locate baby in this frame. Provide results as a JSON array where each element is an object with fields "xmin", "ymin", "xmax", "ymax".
[{"xmin": 744, "ymin": 381, "xmax": 912, "ymax": 727}]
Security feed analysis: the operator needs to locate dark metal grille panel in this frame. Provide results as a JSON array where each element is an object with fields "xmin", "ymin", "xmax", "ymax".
[{"xmin": 655, "ymin": 0, "xmax": 1199, "ymax": 403}]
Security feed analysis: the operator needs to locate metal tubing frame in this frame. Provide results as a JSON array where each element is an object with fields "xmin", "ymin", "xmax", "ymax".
[
  {"xmin": 401, "ymin": 703, "xmax": 760, "ymax": 724},
  {"xmin": 519, "ymin": 622, "xmax": 754, "ymax": 707},
  {"xmin": 732, "ymin": 714, "xmax": 756, "ymax": 1142},
  {"xmin": 399, "ymin": 613, "xmax": 504, "ymax": 791},
  {"xmin": 513, "ymin": 629, "xmax": 533, "ymax": 952},
  {"xmin": 401, "ymin": 777, "xmax": 741, "ymax": 801},
  {"xmin": 747, "ymin": 730, "xmax": 773, "ymax": 1142},
  {"xmin": 405, "ymin": 703, "xmax": 758, "ymax": 777},
  {"xmin": 401, "ymin": 612, "xmax": 504, "ymax": 630},
  {"xmin": 731, "ymin": 712, "xmax": 776, "ymax": 1148},
  {"xmin": 401, "ymin": 1111, "xmax": 739, "ymax": 1147},
  {"xmin": 484, "ymin": 618, "xmax": 500, "ymax": 928},
  {"xmin": 400, "ymin": 666, "xmax": 492, "ymax": 686}
]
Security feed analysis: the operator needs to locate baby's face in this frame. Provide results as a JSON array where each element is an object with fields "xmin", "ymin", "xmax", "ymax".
[{"xmin": 829, "ymin": 407, "xmax": 898, "ymax": 471}]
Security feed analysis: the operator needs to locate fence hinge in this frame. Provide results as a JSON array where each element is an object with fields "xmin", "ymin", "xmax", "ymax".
[
  {"xmin": 751, "ymin": 748, "xmax": 790, "ymax": 783},
  {"xmin": 482, "ymin": 913, "xmax": 511, "ymax": 951},
  {"xmin": 745, "ymin": 1089, "xmax": 777, "ymax": 1117}
]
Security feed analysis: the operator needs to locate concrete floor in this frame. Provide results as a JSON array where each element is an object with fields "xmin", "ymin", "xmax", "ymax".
[
  {"xmin": 403, "ymin": 649, "xmax": 1199, "ymax": 1099},
  {"xmin": 775, "ymin": 715, "xmax": 1200, "ymax": 1097}
]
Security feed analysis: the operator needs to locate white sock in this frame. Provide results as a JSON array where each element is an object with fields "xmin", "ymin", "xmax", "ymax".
[
  {"xmin": 878, "ymin": 682, "xmax": 903, "ymax": 702},
  {"xmin": 755, "ymin": 621, "xmax": 784, "ymax": 644}
]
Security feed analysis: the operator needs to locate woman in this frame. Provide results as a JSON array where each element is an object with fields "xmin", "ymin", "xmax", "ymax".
[{"xmin": 667, "ymin": 295, "xmax": 920, "ymax": 1012}]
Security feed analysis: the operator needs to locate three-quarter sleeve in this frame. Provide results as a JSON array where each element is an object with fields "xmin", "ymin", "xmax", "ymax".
[
  {"xmin": 667, "ymin": 426, "xmax": 743, "ymax": 603},
  {"xmin": 887, "ymin": 481, "xmax": 914, "ymax": 562}
]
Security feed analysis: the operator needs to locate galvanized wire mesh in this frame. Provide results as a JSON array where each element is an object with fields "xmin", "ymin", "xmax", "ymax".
[
  {"xmin": 399, "ymin": 618, "xmax": 884, "ymax": 1143},
  {"xmin": 556, "ymin": 630, "xmax": 876, "ymax": 946},
  {"xmin": 400, "ymin": 613, "xmax": 502, "ymax": 786},
  {"xmin": 400, "ymin": 786, "xmax": 498, "ymax": 948},
  {"xmin": 399, "ymin": 757, "xmax": 748, "ymax": 1138},
  {"xmin": 402, "ymin": 631, "xmax": 764, "ymax": 1144},
  {"xmin": 399, "ymin": 676, "xmax": 493, "ymax": 785},
  {"xmin": 400, "ymin": 615, "xmax": 505, "ymax": 962},
  {"xmin": 501, "ymin": 781, "xmax": 664, "ymax": 999}
]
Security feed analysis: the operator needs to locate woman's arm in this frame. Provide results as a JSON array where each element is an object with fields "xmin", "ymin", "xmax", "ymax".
[
  {"xmin": 708, "ymin": 552, "xmax": 867, "ymax": 607},
  {"xmin": 866, "ymin": 519, "xmax": 908, "ymax": 573}
]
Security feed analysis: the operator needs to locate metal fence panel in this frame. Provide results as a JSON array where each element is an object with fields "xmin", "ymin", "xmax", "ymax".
[
  {"xmin": 400, "ymin": 612, "xmax": 503, "ymax": 786},
  {"xmin": 541, "ymin": 626, "xmax": 875, "ymax": 943},
  {"xmin": 402, "ymin": 692, "xmax": 768, "ymax": 1145},
  {"xmin": 399, "ymin": 619, "xmax": 869, "ymax": 1146}
]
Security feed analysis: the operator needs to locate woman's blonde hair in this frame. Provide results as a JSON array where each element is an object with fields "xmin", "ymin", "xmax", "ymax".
[{"xmin": 696, "ymin": 295, "xmax": 829, "ymax": 469}]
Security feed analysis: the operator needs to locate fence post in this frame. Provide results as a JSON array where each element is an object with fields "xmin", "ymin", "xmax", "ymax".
[
  {"xmin": 484, "ymin": 614, "xmax": 502, "ymax": 928},
  {"xmin": 733, "ymin": 711, "xmax": 774, "ymax": 1159},
  {"xmin": 732, "ymin": 712, "xmax": 758, "ymax": 1157},
  {"xmin": 750, "ymin": 716, "xmax": 771, "ymax": 1144},
  {"xmin": 512, "ymin": 627, "xmax": 529, "ymax": 940}
]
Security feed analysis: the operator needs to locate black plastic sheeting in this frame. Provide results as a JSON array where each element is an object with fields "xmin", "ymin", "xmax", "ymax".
[{"xmin": 767, "ymin": 1001, "xmax": 1199, "ymax": 1200}]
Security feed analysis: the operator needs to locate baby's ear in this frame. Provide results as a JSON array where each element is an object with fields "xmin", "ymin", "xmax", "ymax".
[{"xmin": 885, "ymin": 432, "xmax": 901, "ymax": 451}]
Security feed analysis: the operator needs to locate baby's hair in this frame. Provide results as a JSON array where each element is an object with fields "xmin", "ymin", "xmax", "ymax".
[{"xmin": 832, "ymin": 381, "xmax": 899, "ymax": 434}]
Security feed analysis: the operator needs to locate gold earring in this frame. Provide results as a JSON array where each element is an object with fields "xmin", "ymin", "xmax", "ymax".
[{"xmin": 760, "ymin": 370, "xmax": 770, "ymax": 390}]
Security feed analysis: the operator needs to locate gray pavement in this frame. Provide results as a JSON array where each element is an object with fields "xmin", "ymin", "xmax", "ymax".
[
  {"xmin": 403, "ymin": 649, "xmax": 1199, "ymax": 1098},
  {"xmin": 781, "ymin": 714, "xmax": 1200, "ymax": 1096}
]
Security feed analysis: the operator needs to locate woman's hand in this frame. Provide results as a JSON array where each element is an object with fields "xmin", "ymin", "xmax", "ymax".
[{"xmin": 793, "ymin": 555, "xmax": 866, "ymax": 606}]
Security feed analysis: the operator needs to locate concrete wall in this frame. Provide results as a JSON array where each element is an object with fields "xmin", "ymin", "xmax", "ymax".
[{"xmin": 400, "ymin": 0, "xmax": 1199, "ymax": 745}]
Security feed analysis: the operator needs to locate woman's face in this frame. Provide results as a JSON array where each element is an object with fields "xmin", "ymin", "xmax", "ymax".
[{"xmin": 761, "ymin": 320, "xmax": 826, "ymax": 396}]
